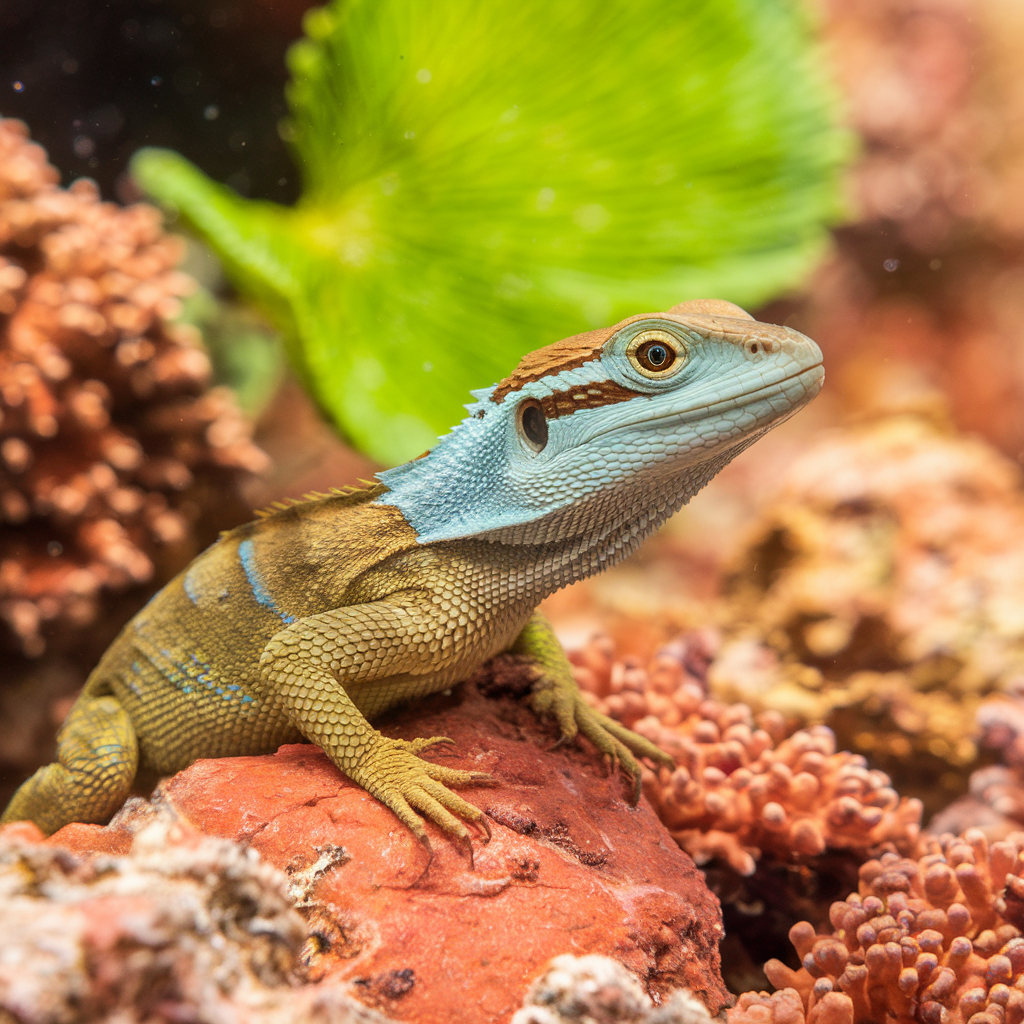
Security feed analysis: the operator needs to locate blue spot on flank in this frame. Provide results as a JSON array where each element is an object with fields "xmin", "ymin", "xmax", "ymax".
[{"xmin": 237, "ymin": 537, "xmax": 295, "ymax": 624}]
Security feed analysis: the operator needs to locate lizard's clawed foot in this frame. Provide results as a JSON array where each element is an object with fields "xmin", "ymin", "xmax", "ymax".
[
  {"xmin": 530, "ymin": 679, "xmax": 675, "ymax": 805},
  {"xmin": 350, "ymin": 734, "xmax": 493, "ymax": 858}
]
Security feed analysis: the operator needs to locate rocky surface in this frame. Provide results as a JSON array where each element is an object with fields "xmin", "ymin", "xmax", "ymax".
[
  {"xmin": 0, "ymin": 813, "xmax": 390, "ymax": 1024},
  {"xmin": 512, "ymin": 955, "xmax": 716, "ymax": 1024},
  {"xmin": 8, "ymin": 681, "xmax": 728, "ymax": 1024}
]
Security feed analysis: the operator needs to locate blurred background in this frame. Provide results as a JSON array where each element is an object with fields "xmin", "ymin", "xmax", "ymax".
[{"xmin": 5, "ymin": 0, "xmax": 1024, "ymax": 990}]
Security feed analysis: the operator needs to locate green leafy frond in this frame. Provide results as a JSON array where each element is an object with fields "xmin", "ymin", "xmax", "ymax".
[{"xmin": 134, "ymin": 0, "xmax": 850, "ymax": 465}]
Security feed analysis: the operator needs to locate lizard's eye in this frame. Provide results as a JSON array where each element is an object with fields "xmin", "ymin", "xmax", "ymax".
[
  {"xmin": 517, "ymin": 399, "xmax": 548, "ymax": 452},
  {"xmin": 627, "ymin": 330, "xmax": 684, "ymax": 379}
]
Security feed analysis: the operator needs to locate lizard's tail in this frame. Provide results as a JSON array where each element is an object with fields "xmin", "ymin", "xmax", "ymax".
[{"xmin": 1, "ymin": 693, "xmax": 138, "ymax": 835}]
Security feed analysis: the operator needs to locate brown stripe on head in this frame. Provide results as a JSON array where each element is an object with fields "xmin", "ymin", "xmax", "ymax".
[
  {"xmin": 538, "ymin": 379, "xmax": 644, "ymax": 419},
  {"xmin": 491, "ymin": 323, "xmax": 619, "ymax": 403},
  {"xmin": 492, "ymin": 300, "xmax": 757, "ymax": 405}
]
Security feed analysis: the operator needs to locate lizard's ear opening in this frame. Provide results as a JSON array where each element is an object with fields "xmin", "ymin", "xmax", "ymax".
[
  {"xmin": 517, "ymin": 399, "xmax": 548, "ymax": 452},
  {"xmin": 669, "ymin": 299, "xmax": 754, "ymax": 320}
]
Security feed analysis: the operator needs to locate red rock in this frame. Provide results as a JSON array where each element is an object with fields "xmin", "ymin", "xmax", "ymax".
[
  {"xmin": 47, "ymin": 821, "xmax": 132, "ymax": 856},
  {"xmin": 0, "ymin": 820, "xmax": 45, "ymax": 844},
  {"xmin": 46, "ymin": 681, "xmax": 728, "ymax": 1024}
]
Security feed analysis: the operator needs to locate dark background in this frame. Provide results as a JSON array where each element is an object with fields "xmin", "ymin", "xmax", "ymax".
[{"xmin": 0, "ymin": 0, "xmax": 317, "ymax": 204}]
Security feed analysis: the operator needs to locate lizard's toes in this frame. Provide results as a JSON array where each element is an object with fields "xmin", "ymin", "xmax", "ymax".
[
  {"xmin": 403, "ymin": 735, "xmax": 456, "ymax": 753},
  {"xmin": 593, "ymin": 712, "xmax": 675, "ymax": 770},
  {"xmin": 576, "ymin": 706, "xmax": 645, "ymax": 806},
  {"xmin": 531, "ymin": 683, "xmax": 579, "ymax": 744}
]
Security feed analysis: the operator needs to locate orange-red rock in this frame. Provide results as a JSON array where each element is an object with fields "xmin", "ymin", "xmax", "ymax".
[{"xmin": 44, "ymin": 681, "xmax": 728, "ymax": 1024}]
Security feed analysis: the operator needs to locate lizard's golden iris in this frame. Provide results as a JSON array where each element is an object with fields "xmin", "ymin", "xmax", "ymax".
[{"xmin": 628, "ymin": 329, "xmax": 683, "ymax": 379}]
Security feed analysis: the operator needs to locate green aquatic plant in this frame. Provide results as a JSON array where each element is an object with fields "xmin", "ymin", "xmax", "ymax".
[{"xmin": 133, "ymin": 0, "xmax": 848, "ymax": 465}]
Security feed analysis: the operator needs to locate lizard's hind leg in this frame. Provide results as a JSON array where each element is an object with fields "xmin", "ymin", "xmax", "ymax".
[{"xmin": 1, "ymin": 692, "xmax": 139, "ymax": 835}]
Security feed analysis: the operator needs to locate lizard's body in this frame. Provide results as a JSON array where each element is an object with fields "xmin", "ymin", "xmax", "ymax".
[{"xmin": 3, "ymin": 300, "xmax": 823, "ymax": 845}]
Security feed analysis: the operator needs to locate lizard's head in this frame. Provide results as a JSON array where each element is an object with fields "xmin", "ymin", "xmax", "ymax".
[{"xmin": 377, "ymin": 300, "xmax": 823, "ymax": 544}]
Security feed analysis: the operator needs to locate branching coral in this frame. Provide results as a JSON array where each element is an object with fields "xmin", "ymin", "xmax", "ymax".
[
  {"xmin": 0, "ymin": 118, "xmax": 267, "ymax": 657},
  {"xmin": 731, "ymin": 829, "xmax": 1024, "ymax": 1024},
  {"xmin": 567, "ymin": 633, "xmax": 924, "ymax": 877}
]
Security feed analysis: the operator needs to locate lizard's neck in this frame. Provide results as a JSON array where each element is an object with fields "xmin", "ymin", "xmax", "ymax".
[{"xmin": 456, "ymin": 439, "xmax": 752, "ymax": 600}]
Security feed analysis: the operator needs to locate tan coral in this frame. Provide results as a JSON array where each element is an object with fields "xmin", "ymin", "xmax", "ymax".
[
  {"xmin": 567, "ymin": 633, "xmax": 922, "ymax": 877},
  {"xmin": 730, "ymin": 829, "xmax": 1024, "ymax": 1024},
  {"xmin": 714, "ymin": 413, "xmax": 1024, "ymax": 811},
  {"xmin": 0, "ymin": 118, "xmax": 268, "ymax": 657}
]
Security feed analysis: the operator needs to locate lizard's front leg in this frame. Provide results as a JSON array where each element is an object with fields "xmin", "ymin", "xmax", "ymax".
[
  {"xmin": 512, "ymin": 612, "xmax": 674, "ymax": 803},
  {"xmin": 259, "ymin": 592, "xmax": 491, "ymax": 853}
]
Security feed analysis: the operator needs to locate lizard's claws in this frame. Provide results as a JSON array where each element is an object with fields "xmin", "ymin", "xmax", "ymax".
[
  {"xmin": 350, "ymin": 735, "xmax": 493, "ymax": 861},
  {"xmin": 530, "ymin": 676, "xmax": 674, "ymax": 805}
]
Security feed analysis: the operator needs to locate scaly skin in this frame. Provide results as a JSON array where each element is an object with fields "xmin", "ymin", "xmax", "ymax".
[{"xmin": 2, "ymin": 299, "xmax": 824, "ymax": 849}]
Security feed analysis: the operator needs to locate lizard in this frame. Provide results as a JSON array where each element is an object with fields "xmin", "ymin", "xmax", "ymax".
[{"xmin": 2, "ymin": 299, "xmax": 823, "ymax": 851}]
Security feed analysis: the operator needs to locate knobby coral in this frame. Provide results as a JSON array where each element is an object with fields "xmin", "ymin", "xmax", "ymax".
[
  {"xmin": 567, "ymin": 633, "xmax": 923, "ymax": 877},
  {"xmin": 731, "ymin": 829, "xmax": 1024, "ymax": 1024},
  {"xmin": 0, "ymin": 118, "xmax": 267, "ymax": 658}
]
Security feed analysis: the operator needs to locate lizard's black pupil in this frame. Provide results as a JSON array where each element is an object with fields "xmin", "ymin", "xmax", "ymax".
[
  {"xmin": 637, "ymin": 339, "xmax": 676, "ymax": 372},
  {"xmin": 520, "ymin": 402, "xmax": 548, "ymax": 450}
]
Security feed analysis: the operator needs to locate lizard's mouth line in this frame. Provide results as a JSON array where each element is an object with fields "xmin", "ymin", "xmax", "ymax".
[{"xmin": 587, "ymin": 361, "xmax": 824, "ymax": 441}]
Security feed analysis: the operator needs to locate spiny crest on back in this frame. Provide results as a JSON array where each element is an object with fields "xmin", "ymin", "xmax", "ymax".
[{"xmin": 253, "ymin": 481, "xmax": 382, "ymax": 519}]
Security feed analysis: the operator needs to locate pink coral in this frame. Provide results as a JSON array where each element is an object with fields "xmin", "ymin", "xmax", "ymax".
[
  {"xmin": 730, "ymin": 829, "xmax": 1024, "ymax": 1024},
  {"xmin": 570, "ymin": 634, "xmax": 923, "ymax": 876}
]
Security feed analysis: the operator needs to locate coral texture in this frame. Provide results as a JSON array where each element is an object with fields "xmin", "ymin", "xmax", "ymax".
[
  {"xmin": 729, "ymin": 829, "xmax": 1024, "ymax": 1024},
  {"xmin": 929, "ymin": 688, "xmax": 1024, "ymax": 841},
  {"xmin": 0, "ymin": 117, "xmax": 267, "ymax": 658},
  {"xmin": 562, "ymin": 632, "xmax": 922, "ymax": 877},
  {"xmin": 512, "ymin": 955, "xmax": 715, "ymax": 1024},
  {"xmin": 24, "ymin": 679, "xmax": 728, "ymax": 1024},
  {"xmin": 0, "ymin": 813, "xmax": 391, "ymax": 1024},
  {"xmin": 717, "ymin": 413, "xmax": 1024, "ymax": 810}
]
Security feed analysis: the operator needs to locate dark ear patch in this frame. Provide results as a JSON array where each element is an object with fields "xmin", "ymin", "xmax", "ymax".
[
  {"xmin": 669, "ymin": 298, "xmax": 753, "ymax": 320},
  {"xmin": 517, "ymin": 399, "xmax": 549, "ymax": 451}
]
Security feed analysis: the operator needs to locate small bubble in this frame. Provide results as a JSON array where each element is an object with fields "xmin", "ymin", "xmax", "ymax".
[
  {"xmin": 278, "ymin": 177, "xmax": 287, "ymax": 186},
  {"xmin": 203, "ymin": 104, "xmax": 219, "ymax": 120},
  {"xmin": 422, "ymin": 362, "xmax": 433, "ymax": 372},
  {"xmin": 883, "ymin": 259, "xmax": 900, "ymax": 272},
  {"xmin": 12, "ymin": 81, "xmax": 24, "ymax": 93},
  {"xmin": 73, "ymin": 135, "xmax": 95, "ymax": 158},
  {"xmin": 150, "ymin": 75, "xmax": 162, "ymax": 86},
  {"xmin": 930, "ymin": 258, "xmax": 942, "ymax": 270},
  {"xmin": 404, "ymin": 130, "xmax": 415, "ymax": 139},
  {"xmin": 47, "ymin": 541, "xmax": 63, "ymax": 557},
  {"xmin": 415, "ymin": 68, "xmax": 432, "ymax": 84}
]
